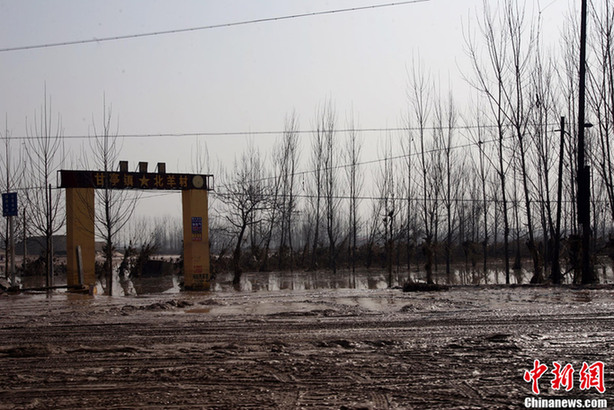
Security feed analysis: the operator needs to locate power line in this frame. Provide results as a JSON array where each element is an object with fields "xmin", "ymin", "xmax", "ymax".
[
  {"xmin": 0, "ymin": 0, "xmax": 430, "ymax": 53},
  {"xmin": 210, "ymin": 191, "xmax": 601, "ymax": 206},
  {"xmin": 13, "ymin": 183, "xmax": 611, "ymax": 206},
  {"xmin": 214, "ymin": 133, "xmax": 520, "ymax": 191},
  {"xmin": 9, "ymin": 122, "xmax": 560, "ymax": 201},
  {"xmin": 1, "ymin": 122, "xmax": 557, "ymax": 141}
]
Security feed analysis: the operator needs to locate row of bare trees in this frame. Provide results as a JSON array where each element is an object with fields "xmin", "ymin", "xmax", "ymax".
[
  {"xmin": 2, "ymin": 0, "xmax": 613, "ymax": 287},
  {"xmin": 1, "ymin": 87, "xmax": 65, "ymax": 287},
  {"xmin": 0, "ymin": 92, "xmax": 138, "ymax": 293},
  {"xmin": 215, "ymin": 1, "xmax": 614, "ymax": 285}
]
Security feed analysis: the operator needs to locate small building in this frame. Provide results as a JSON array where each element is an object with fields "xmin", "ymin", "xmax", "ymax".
[{"xmin": 15, "ymin": 235, "xmax": 68, "ymax": 257}]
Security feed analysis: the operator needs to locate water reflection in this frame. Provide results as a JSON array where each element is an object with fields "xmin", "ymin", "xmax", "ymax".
[
  {"xmin": 11, "ymin": 263, "xmax": 614, "ymax": 295},
  {"xmin": 211, "ymin": 271, "xmax": 394, "ymax": 293}
]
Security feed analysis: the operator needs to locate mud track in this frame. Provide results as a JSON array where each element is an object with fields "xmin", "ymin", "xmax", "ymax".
[{"xmin": 0, "ymin": 286, "xmax": 612, "ymax": 409}]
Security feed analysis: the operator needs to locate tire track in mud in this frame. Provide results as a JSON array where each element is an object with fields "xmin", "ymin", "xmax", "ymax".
[{"xmin": 0, "ymin": 289, "xmax": 612, "ymax": 409}]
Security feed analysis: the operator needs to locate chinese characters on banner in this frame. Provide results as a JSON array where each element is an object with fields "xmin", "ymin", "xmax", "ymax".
[
  {"xmin": 59, "ymin": 170, "xmax": 212, "ymax": 191},
  {"xmin": 524, "ymin": 360, "xmax": 605, "ymax": 394}
]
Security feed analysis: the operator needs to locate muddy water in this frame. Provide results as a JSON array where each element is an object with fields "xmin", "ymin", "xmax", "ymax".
[
  {"xmin": 16, "ymin": 262, "xmax": 614, "ymax": 296},
  {"xmin": 134, "ymin": 265, "xmax": 613, "ymax": 294},
  {"xmin": 0, "ymin": 285, "xmax": 612, "ymax": 409}
]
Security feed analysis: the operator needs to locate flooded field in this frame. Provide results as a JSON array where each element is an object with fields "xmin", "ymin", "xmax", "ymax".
[
  {"xmin": 0, "ymin": 276, "xmax": 612, "ymax": 409},
  {"xmin": 17, "ymin": 263, "xmax": 614, "ymax": 297}
]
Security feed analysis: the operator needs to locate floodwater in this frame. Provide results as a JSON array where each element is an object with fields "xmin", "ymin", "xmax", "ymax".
[
  {"xmin": 1, "ymin": 271, "xmax": 612, "ymax": 408},
  {"xmin": 16, "ymin": 262, "xmax": 614, "ymax": 296}
]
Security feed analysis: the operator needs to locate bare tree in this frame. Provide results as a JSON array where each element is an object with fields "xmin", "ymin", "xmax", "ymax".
[
  {"xmin": 277, "ymin": 112, "xmax": 300, "ymax": 270},
  {"xmin": 587, "ymin": 2, "xmax": 614, "ymax": 222},
  {"xmin": 23, "ymin": 86, "xmax": 65, "ymax": 287},
  {"xmin": 434, "ymin": 90, "xmax": 459, "ymax": 283},
  {"xmin": 120, "ymin": 215, "xmax": 162, "ymax": 280},
  {"xmin": 320, "ymin": 101, "xmax": 341, "ymax": 274},
  {"xmin": 477, "ymin": 117, "xmax": 493, "ymax": 282},
  {"xmin": 529, "ymin": 44, "xmax": 560, "ymax": 282},
  {"xmin": 365, "ymin": 188, "xmax": 383, "ymax": 270},
  {"xmin": 219, "ymin": 145, "xmax": 268, "ymax": 285},
  {"xmin": 259, "ymin": 142, "xmax": 284, "ymax": 272},
  {"xmin": 499, "ymin": 0, "xmax": 542, "ymax": 283},
  {"xmin": 464, "ymin": 0, "xmax": 516, "ymax": 284},
  {"xmin": 87, "ymin": 98, "xmax": 139, "ymax": 295},
  {"xmin": 190, "ymin": 138, "xmax": 211, "ymax": 175},
  {"xmin": 309, "ymin": 113, "xmax": 325, "ymax": 270},
  {"xmin": 378, "ymin": 135, "xmax": 396, "ymax": 286},
  {"xmin": 400, "ymin": 110, "xmax": 417, "ymax": 280},
  {"xmin": 408, "ymin": 58, "xmax": 436, "ymax": 284},
  {"xmin": 344, "ymin": 113, "xmax": 362, "ymax": 275}
]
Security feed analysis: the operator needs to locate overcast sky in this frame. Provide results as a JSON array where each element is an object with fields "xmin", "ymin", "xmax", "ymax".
[{"xmin": 0, "ymin": 0, "xmax": 574, "ymax": 220}]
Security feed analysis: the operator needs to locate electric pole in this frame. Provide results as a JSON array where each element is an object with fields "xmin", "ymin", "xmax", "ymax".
[
  {"xmin": 552, "ymin": 117, "xmax": 565, "ymax": 285},
  {"xmin": 577, "ymin": 0, "xmax": 597, "ymax": 284}
]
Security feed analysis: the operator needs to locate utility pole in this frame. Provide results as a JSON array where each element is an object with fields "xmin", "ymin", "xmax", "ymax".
[
  {"xmin": 9, "ymin": 213, "xmax": 14, "ymax": 285},
  {"xmin": 577, "ymin": 0, "xmax": 597, "ymax": 284},
  {"xmin": 3, "ymin": 216, "xmax": 7, "ymax": 280},
  {"xmin": 22, "ymin": 209, "xmax": 27, "ymax": 272},
  {"xmin": 3, "ymin": 117, "xmax": 16, "ymax": 284},
  {"xmin": 552, "ymin": 117, "xmax": 565, "ymax": 285},
  {"xmin": 46, "ymin": 183, "xmax": 53, "ymax": 288}
]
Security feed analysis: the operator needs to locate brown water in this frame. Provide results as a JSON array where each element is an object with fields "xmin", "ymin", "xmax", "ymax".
[{"xmin": 15, "ymin": 263, "xmax": 614, "ymax": 296}]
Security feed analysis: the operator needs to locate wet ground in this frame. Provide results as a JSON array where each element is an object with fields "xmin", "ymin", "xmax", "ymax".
[{"xmin": 0, "ymin": 281, "xmax": 612, "ymax": 409}]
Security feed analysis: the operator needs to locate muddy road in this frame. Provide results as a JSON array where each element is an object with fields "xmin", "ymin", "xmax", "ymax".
[{"xmin": 0, "ymin": 285, "xmax": 612, "ymax": 409}]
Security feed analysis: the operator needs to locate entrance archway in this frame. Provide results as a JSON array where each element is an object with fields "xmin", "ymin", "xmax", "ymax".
[{"xmin": 59, "ymin": 164, "xmax": 214, "ymax": 291}]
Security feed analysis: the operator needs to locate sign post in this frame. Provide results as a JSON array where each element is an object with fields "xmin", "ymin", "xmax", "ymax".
[
  {"xmin": 2, "ymin": 192, "xmax": 17, "ymax": 217},
  {"xmin": 2, "ymin": 192, "xmax": 17, "ymax": 283}
]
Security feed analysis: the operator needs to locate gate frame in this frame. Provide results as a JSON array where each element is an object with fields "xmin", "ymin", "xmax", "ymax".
[{"xmin": 59, "ymin": 165, "xmax": 214, "ymax": 291}]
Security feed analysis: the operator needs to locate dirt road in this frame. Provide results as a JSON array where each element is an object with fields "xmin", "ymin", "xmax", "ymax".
[{"xmin": 0, "ymin": 285, "xmax": 612, "ymax": 409}]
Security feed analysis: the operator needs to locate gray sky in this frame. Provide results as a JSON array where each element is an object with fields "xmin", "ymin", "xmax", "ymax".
[{"xmin": 0, "ymin": 0, "xmax": 573, "ymax": 220}]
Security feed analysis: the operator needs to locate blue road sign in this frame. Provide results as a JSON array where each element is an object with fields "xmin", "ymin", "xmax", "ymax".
[{"xmin": 2, "ymin": 192, "xmax": 18, "ymax": 217}]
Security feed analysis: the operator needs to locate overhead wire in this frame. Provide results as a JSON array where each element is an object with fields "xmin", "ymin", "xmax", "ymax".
[
  {"xmin": 0, "ymin": 123, "xmax": 538, "ymax": 141},
  {"xmin": 16, "ymin": 183, "xmax": 610, "ymax": 207},
  {"xmin": 213, "ymin": 122, "xmax": 564, "ymax": 191},
  {"xmin": 10, "ymin": 123, "xmax": 551, "ymax": 199},
  {"xmin": 0, "ymin": 0, "xmax": 430, "ymax": 53},
  {"xmin": 10, "ymin": 117, "xmax": 563, "ymax": 203}
]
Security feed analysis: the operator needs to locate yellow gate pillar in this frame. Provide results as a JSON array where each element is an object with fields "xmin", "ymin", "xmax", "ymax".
[
  {"xmin": 66, "ymin": 188, "xmax": 96, "ymax": 287},
  {"xmin": 182, "ymin": 189, "xmax": 210, "ymax": 290}
]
